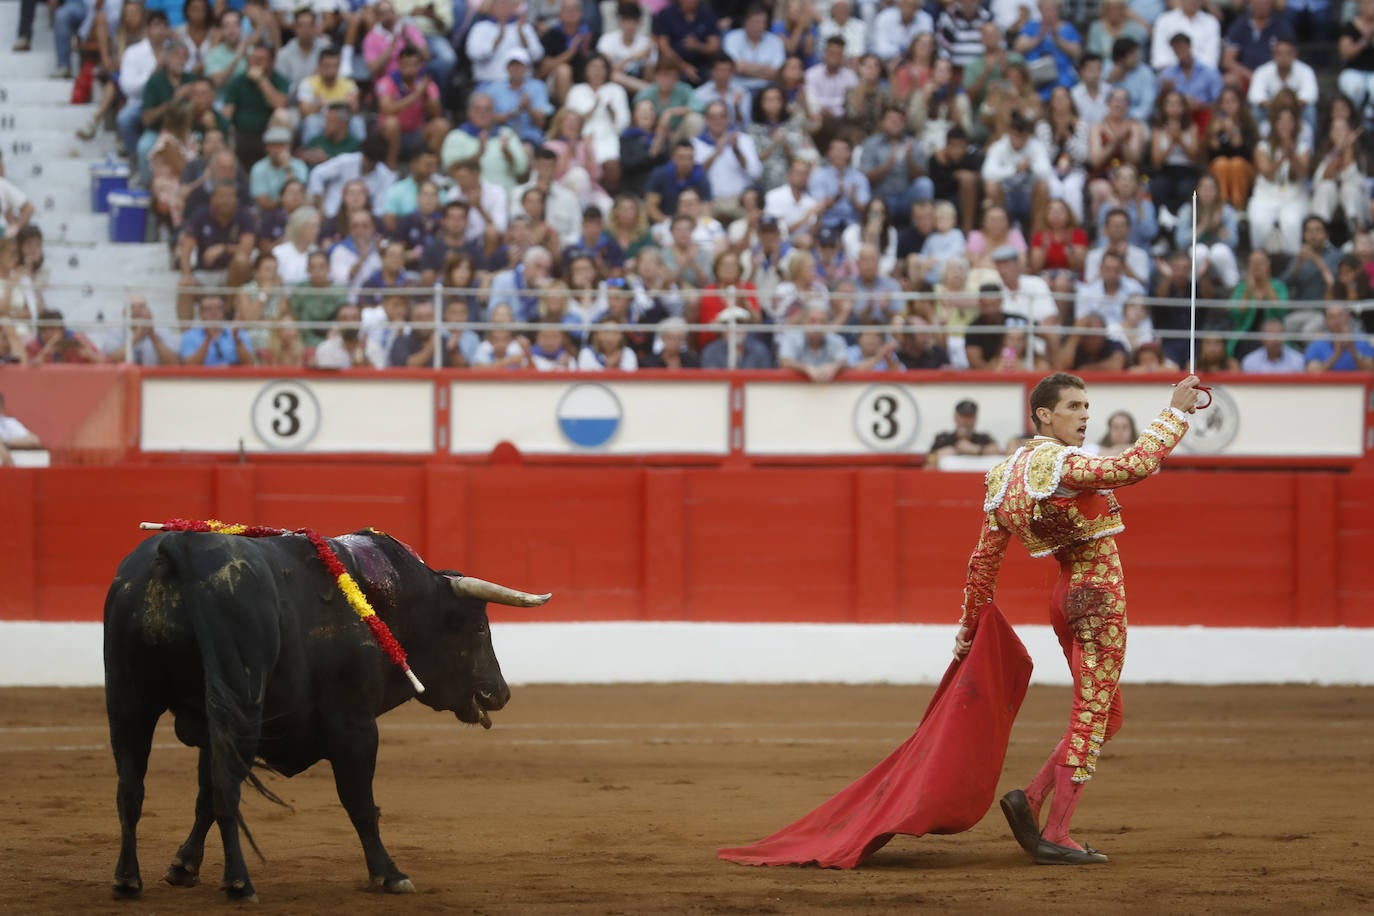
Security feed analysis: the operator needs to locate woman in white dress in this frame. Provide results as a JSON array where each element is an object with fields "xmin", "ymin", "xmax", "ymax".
[
  {"xmin": 564, "ymin": 54, "xmax": 631, "ymax": 195},
  {"xmin": 272, "ymin": 205, "xmax": 322, "ymax": 287},
  {"xmin": 1247, "ymin": 105, "xmax": 1312, "ymax": 257}
]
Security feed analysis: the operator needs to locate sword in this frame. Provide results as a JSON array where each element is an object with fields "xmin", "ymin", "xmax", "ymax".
[{"xmin": 1189, "ymin": 190, "xmax": 1213, "ymax": 409}]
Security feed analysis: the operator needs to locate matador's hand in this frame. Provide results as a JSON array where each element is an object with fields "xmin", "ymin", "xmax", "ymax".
[
  {"xmin": 953, "ymin": 621, "xmax": 973, "ymax": 661},
  {"xmin": 1171, "ymin": 374, "xmax": 1201, "ymax": 413}
]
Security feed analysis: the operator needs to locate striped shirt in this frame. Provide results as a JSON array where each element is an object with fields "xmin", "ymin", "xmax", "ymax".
[{"xmin": 937, "ymin": 6, "xmax": 994, "ymax": 69}]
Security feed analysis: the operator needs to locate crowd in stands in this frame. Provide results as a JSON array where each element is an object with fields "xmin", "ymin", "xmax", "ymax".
[{"xmin": 6, "ymin": 0, "xmax": 1374, "ymax": 374}]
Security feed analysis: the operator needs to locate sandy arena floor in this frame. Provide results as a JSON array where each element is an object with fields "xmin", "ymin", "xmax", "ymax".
[{"xmin": 0, "ymin": 683, "xmax": 1369, "ymax": 915}]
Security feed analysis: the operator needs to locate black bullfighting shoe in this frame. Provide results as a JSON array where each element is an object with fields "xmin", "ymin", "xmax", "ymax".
[
  {"xmin": 1032, "ymin": 838, "xmax": 1109, "ymax": 865},
  {"xmin": 1000, "ymin": 789, "xmax": 1041, "ymax": 856}
]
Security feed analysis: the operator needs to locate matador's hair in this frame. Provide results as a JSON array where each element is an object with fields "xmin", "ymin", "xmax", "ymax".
[{"xmin": 1029, "ymin": 372, "xmax": 1086, "ymax": 432}]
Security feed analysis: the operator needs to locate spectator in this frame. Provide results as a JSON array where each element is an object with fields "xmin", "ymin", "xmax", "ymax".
[
  {"xmin": 607, "ymin": 196, "xmax": 656, "ymax": 264},
  {"xmin": 938, "ymin": 0, "xmax": 993, "ymax": 72},
  {"xmin": 381, "ymin": 300, "xmax": 445, "ymax": 367},
  {"xmin": 328, "ymin": 208, "xmax": 383, "ymax": 294},
  {"xmin": 1109, "ymin": 294, "xmax": 1156, "ymax": 356},
  {"xmin": 360, "ymin": 292, "xmax": 410, "ymax": 367},
  {"xmin": 818, "ymin": 0, "xmax": 867, "ymax": 64},
  {"xmin": 769, "ymin": 253, "xmax": 830, "ymax": 323},
  {"xmin": 202, "ymin": 9, "xmax": 249, "ymax": 97},
  {"xmin": 538, "ymin": 0, "xmax": 596, "ymax": 104},
  {"xmin": 290, "ymin": 250, "xmax": 347, "ymax": 346},
  {"xmin": 1076, "ymin": 250, "xmax": 1145, "ymax": 325},
  {"xmin": 312, "ymin": 302, "xmax": 369, "ymax": 369},
  {"xmin": 146, "ymin": 98, "xmax": 197, "ymax": 230},
  {"xmin": 697, "ymin": 249, "xmax": 760, "ymax": 335},
  {"xmin": 1106, "ymin": 38, "xmax": 1156, "ymax": 124},
  {"xmin": 178, "ymin": 294, "xmax": 253, "ymax": 365},
  {"xmin": 0, "ymin": 392, "xmax": 41, "ymax": 466},
  {"xmin": 928, "ymin": 399, "xmax": 1001, "ymax": 462},
  {"xmin": 1205, "ymin": 86, "xmax": 1260, "ymax": 211},
  {"xmin": 136, "ymin": 39, "xmax": 193, "ymax": 184},
  {"xmin": 1095, "ymin": 410, "xmax": 1138, "ymax": 457},
  {"xmin": 222, "ymin": 42, "xmax": 290, "ymax": 171},
  {"xmin": 566, "ymin": 54, "xmax": 630, "ymax": 192},
  {"xmin": 298, "ymin": 50, "xmax": 363, "ymax": 147},
  {"xmin": 963, "ymin": 23, "xmax": 1021, "ymax": 115},
  {"xmin": 362, "ymin": 1, "xmax": 428, "ymax": 81},
  {"xmin": 862, "ymin": 106, "xmax": 933, "ymax": 221},
  {"xmin": 309, "ymin": 136, "xmax": 395, "ymax": 224},
  {"xmin": 692, "ymin": 101, "xmax": 762, "ymax": 222},
  {"xmin": 440, "ymin": 295, "xmax": 482, "ymax": 367},
  {"xmin": 778, "ymin": 304, "xmax": 847, "ymax": 382},
  {"xmin": 235, "ymin": 253, "xmax": 286, "ymax": 353},
  {"xmin": 1151, "ymin": 0, "xmax": 1220, "ymax": 72},
  {"xmin": 564, "ymin": 206, "xmax": 625, "ymax": 277},
  {"xmin": 763, "ymin": 159, "xmax": 821, "ymax": 241},
  {"xmin": 1248, "ymin": 38, "xmax": 1318, "ymax": 132},
  {"xmin": 1198, "ymin": 321, "xmax": 1241, "ymax": 371},
  {"xmin": 926, "ymin": 127, "xmax": 982, "ymax": 234},
  {"xmin": 963, "ymin": 282, "xmax": 1010, "ymax": 369},
  {"xmin": 447, "ymin": 160, "xmax": 510, "ymax": 246},
  {"xmin": 804, "ymin": 35, "xmax": 858, "ymax": 122},
  {"xmin": 692, "ymin": 55, "xmax": 752, "ymax": 128},
  {"xmin": 1070, "ymin": 53, "xmax": 1110, "ymax": 131},
  {"xmin": 967, "ymin": 205, "xmax": 1028, "ymax": 272},
  {"xmin": 634, "ymin": 60, "xmax": 705, "ymax": 143},
  {"xmin": 645, "ymin": 140, "xmax": 713, "ymax": 224},
  {"xmin": 1248, "ymin": 105, "xmax": 1311, "ymax": 256},
  {"xmin": 909, "ymin": 58, "xmax": 974, "ymax": 156},
  {"xmin": 808, "ymin": 136, "xmax": 870, "ymax": 231},
  {"xmin": 527, "ymin": 322, "xmax": 576, "ymax": 371},
  {"xmin": 1311, "ymin": 117, "xmax": 1370, "ymax": 238},
  {"xmin": 1285, "ymin": 216, "xmax": 1341, "ymax": 304},
  {"xmin": 376, "ymin": 45, "xmax": 445, "ymax": 170},
  {"xmin": 1159, "ymin": 33, "xmax": 1222, "ymax": 115},
  {"xmin": 916, "ymin": 200, "xmax": 968, "ymax": 287},
  {"xmin": 117, "ymin": 10, "xmax": 169, "ymax": 164},
  {"xmin": 849, "ymin": 242, "xmax": 904, "ymax": 324},
  {"xmin": 512, "ymin": 147, "xmax": 583, "ymax": 248},
  {"xmin": 544, "ymin": 109, "xmax": 612, "ymax": 211},
  {"xmin": 578, "ymin": 317, "xmax": 638, "ymax": 370},
  {"xmin": 1241, "ymin": 316, "xmax": 1307, "ymax": 372},
  {"xmin": 843, "ymin": 198, "xmax": 898, "ymax": 278},
  {"xmin": 872, "ymin": 0, "xmax": 933, "ymax": 66},
  {"xmin": 930, "ymin": 256, "xmax": 988, "ymax": 330},
  {"xmin": 490, "ymin": 246, "xmax": 555, "ymax": 322},
  {"xmin": 846, "ymin": 323, "xmax": 903, "ymax": 370},
  {"xmin": 382, "ymin": 148, "xmax": 444, "ymax": 232},
  {"xmin": 176, "ymin": 182, "xmax": 257, "ymax": 321},
  {"xmin": 639, "ymin": 315, "xmax": 701, "ymax": 370},
  {"xmin": 600, "ymin": 5, "xmax": 656, "ymax": 95},
  {"xmin": 1014, "ymin": 0, "xmax": 1082, "ymax": 99},
  {"xmin": 1055, "ymin": 312, "xmax": 1128, "ymax": 370},
  {"xmin": 250, "ymin": 126, "xmax": 308, "ymax": 212},
  {"xmin": 724, "ymin": 5, "xmax": 786, "ymax": 94},
  {"xmin": 659, "ymin": 213, "xmax": 715, "ymax": 288},
  {"xmin": 466, "ymin": 0, "xmax": 544, "ymax": 86},
  {"xmin": 276, "ymin": 8, "xmax": 325, "ymax": 96},
  {"xmin": 102, "ymin": 295, "xmax": 179, "ymax": 365},
  {"xmin": 23, "ymin": 308, "xmax": 97, "ymax": 364},
  {"xmin": 1030, "ymin": 199, "xmax": 1088, "ymax": 302},
  {"xmin": 1305, "ymin": 305, "xmax": 1374, "ymax": 371},
  {"xmin": 1085, "ymin": 1, "xmax": 1147, "ymax": 64},
  {"xmin": 994, "ymin": 244, "xmax": 1058, "ymax": 345},
  {"xmin": 981, "ymin": 113, "xmax": 1052, "ymax": 234},
  {"xmin": 1223, "ymin": 0, "xmax": 1293, "ymax": 92},
  {"xmin": 1148, "ymin": 89, "xmax": 1202, "ymax": 218},
  {"xmin": 1229, "ymin": 250, "xmax": 1289, "ymax": 360},
  {"xmin": 620, "ymin": 98, "xmax": 674, "ymax": 197},
  {"xmin": 772, "ymin": 0, "xmax": 819, "ymax": 68},
  {"xmin": 1339, "ymin": 0, "xmax": 1374, "ymax": 117},
  {"xmin": 746, "ymin": 216, "xmax": 796, "ymax": 309},
  {"xmin": 1128, "ymin": 340, "xmax": 1177, "ymax": 374},
  {"xmin": 1093, "ymin": 164, "xmax": 1157, "ymax": 252},
  {"xmin": 895, "ymin": 315, "xmax": 951, "ymax": 369},
  {"xmin": 183, "ymin": 145, "xmax": 251, "ymax": 220},
  {"xmin": 1284, "ymin": 0, "xmax": 1331, "ymax": 43},
  {"xmin": 652, "ymin": 0, "xmax": 720, "ymax": 85},
  {"xmin": 700, "ymin": 321, "xmax": 773, "ymax": 368},
  {"xmin": 1151, "ymin": 248, "xmax": 1207, "ymax": 367},
  {"xmin": 395, "ymin": 0, "xmax": 456, "ymax": 92},
  {"xmin": 1175, "ymin": 174, "xmax": 1241, "ymax": 291}
]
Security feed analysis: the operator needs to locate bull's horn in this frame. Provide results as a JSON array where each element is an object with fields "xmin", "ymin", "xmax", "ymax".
[{"xmin": 450, "ymin": 576, "xmax": 552, "ymax": 607}]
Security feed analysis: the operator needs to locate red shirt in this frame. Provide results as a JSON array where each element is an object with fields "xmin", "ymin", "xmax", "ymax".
[
  {"xmin": 696, "ymin": 283, "xmax": 760, "ymax": 347},
  {"xmin": 1031, "ymin": 227, "xmax": 1087, "ymax": 275}
]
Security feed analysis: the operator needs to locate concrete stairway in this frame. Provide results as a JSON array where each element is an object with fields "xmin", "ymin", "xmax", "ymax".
[{"xmin": 0, "ymin": 0, "xmax": 177, "ymax": 330}]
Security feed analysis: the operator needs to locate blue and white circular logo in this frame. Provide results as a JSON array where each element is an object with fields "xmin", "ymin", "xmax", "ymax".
[{"xmin": 556, "ymin": 383, "xmax": 623, "ymax": 449}]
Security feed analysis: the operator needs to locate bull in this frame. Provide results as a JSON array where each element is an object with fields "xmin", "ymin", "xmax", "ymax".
[{"xmin": 103, "ymin": 528, "xmax": 549, "ymax": 902}]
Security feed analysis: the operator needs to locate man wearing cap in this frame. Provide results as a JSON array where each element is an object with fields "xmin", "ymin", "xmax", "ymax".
[
  {"xmin": 1151, "ymin": 0, "xmax": 1220, "ymax": 72},
  {"xmin": 487, "ymin": 48, "xmax": 553, "ymax": 148},
  {"xmin": 1158, "ymin": 32, "xmax": 1222, "ymax": 109},
  {"xmin": 465, "ymin": 0, "xmax": 543, "ymax": 86},
  {"xmin": 981, "ymin": 114, "xmax": 1052, "ymax": 234},
  {"xmin": 929, "ymin": 400, "xmax": 1001, "ymax": 463},
  {"xmin": 250, "ymin": 126, "xmax": 308, "ymax": 211}
]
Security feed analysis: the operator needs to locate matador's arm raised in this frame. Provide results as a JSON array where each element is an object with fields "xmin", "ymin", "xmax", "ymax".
[{"xmin": 1056, "ymin": 408, "xmax": 1190, "ymax": 492}]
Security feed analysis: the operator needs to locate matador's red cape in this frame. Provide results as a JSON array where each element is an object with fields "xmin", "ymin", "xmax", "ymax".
[{"xmin": 717, "ymin": 604, "xmax": 1032, "ymax": 869}]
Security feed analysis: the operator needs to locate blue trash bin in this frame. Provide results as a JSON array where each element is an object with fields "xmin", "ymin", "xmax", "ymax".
[
  {"xmin": 90, "ymin": 162, "xmax": 130, "ymax": 214},
  {"xmin": 108, "ymin": 190, "xmax": 150, "ymax": 243}
]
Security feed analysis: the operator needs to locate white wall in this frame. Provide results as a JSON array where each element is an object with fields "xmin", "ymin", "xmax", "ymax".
[{"xmin": 5, "ymin": 622, "xmax": 1372, "ymax": 688}]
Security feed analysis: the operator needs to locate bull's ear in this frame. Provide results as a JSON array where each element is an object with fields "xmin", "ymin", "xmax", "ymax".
[{"xmin": 448, "ymin": 575, "xmax": 552, "ymax": 608}]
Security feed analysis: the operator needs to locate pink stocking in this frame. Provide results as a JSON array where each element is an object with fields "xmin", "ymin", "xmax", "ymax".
[
  {"xmin": 1042, "ymin": 765, "xmax": 1087, "ymax": 850},
  {"xmin": 1025, "ymin": 737, "xmax": 1069, "ymax": 821}
]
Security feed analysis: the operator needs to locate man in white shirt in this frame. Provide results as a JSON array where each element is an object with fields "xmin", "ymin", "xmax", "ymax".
[
  {"xmin": 1084, "ymin": 207, "xmax": 1151, "ymax": 285},
  {"xmin": 980, "ymin": 114, "xmax": 1052, "ymax": 233},
  {"xmin": 1150, "ymin": 0, "xmax": 1221, "ymax": 71},
  {"xmin": 446, "ymin": 160, "xmax": 508, "ymax": 244},
  {"xmin": 464, "ymin": 0, "xmax": 544, "ymax": 85},
  {"xmin": 1073, "ymin": 250, "xmax": 1145, "ymax": 325},
  {"xmin": 817, "ymin": 0, "xmax": 868, "ymax": 63},
  {"xmin": 307, "ymin": 135, "xmax": 395, "ymax": 217},
  {"xmin": 1070, "ymin": 53, "xmax": 1110, "ymax": 128},
  {"xmin": 764, "ymin": 159, "xmax": 823, "ymax": 240},
  {"xmin": 275, "ymin": 7, "xmax": 325, "ymax": 96},
  {"xmin": 1240, "ymin": 317, "xmax": 1307, "ymax": 373},
  {"xmin": 722, "ymin": 6, "xmax": 787, "ymax": 93},
  {"xmin": 116, "ymin": 9, "xmax": 169, "ymax": 161},
  {"xmin": 1247, "ymin": 37, "xmax": 1318, "ymax": 132},
  {"xmin": 994, "ymin": 246, "xmax": 1061, "ymax": 356},
  {"xmin": 510, "ymin": 147, "xmax": 583, "ymax": 247},
  {"xmin": 597, "ymin": 4, "xmax": 655, "ymax": 94},
  {"xmin": 871, "ymin": 0, "xmax": 935, "ymax": 64},
  {"xmin": 102, "ymin": 295, "xmax": 181, "ymax": 365},
  {"xmin": 652, "ymin": 189, "xmax": 726, "ymax": 252},
  {"xmin": 991, "ymin": 0, "xmax": 1040, "ymax": 34},
  {"xmin": 692, "ymin": 101, "xmax": 762, "ymax": 222},
  {"xmin": 328, "ymin": 209, "xmax": 383, "ymax": 297}
]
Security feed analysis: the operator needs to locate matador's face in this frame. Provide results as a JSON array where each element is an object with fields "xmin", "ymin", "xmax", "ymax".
[{"xmin": 1040, "ymin": 387, "xmax": 1090, "ymax": 448}]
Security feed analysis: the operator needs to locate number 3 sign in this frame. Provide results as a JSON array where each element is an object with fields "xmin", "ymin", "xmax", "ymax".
[
  {"xmin": 851, "ymin": 384, "xmax": 920, "ymax": 453},
  {"xmin": 251, "ymin": 380, "xmax": 322, "ymax": 449}
]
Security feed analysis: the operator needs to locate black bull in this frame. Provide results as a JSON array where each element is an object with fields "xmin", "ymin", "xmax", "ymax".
[{"xmin": 102, "ymin": 529, "xmax": 550, "ymax": 901}]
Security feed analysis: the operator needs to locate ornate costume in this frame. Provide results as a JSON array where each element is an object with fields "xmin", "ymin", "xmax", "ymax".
[{"xmin": 960, "ymin": 407, "xmax": 1190, "ymax": 782}]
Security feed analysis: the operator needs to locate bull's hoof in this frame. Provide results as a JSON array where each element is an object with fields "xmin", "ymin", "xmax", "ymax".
[
  {"xmin": 111, "ymin": 876, "xmax": 143, "ymax": 900},
  {"xmin": 223, "ymin": 879, "xmax": 258, "ymax": 903},
  {"xmin": 164, "ymin": 860, "xmax": 200, "ymax": 887},
  {"xmin": 370, "ymin": 875, "xmax": 416, "ymax": 894}
]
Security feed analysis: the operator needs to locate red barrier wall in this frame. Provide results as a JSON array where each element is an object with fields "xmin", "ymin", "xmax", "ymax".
[{"xmin": 2, "ymin": 464, "xmax": 1372, "ymax": 628}]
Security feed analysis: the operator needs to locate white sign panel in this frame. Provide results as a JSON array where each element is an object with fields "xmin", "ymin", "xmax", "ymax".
[
  {"xmin": 141, "ymin": 378, "xmax": 436, "ymax": 453},
  {"xmin": 744, "ymin": 382, "xmax": 1026, "ymax": 455},
  {"xmin": 450, "ymin": 380, "xmax": 731, "ymax": 454},
  {"xmin": 1088, "ymin": 383, "xmax": 1366, "ymax": 456}
]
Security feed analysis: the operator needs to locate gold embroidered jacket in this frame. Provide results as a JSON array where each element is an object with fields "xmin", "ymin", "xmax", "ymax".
[{"xmin": 960, "ymin": 407, "xmax": 1191, "ymax": 623}]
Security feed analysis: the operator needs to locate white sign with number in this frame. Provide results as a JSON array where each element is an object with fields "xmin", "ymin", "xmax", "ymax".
[
  {"xmin": 851, "ymin": 384, "xmax": 921, "ymax": 452},
  {"xmin": 141, "ymin": 378, "xmax": 435, "ymax": 453}
]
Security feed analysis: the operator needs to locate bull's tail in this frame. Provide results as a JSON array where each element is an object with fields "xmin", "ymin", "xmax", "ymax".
[{"xmin": 156, "ymin": 535, "xmax": 290, "ymax": 862}]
